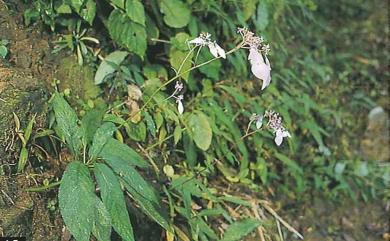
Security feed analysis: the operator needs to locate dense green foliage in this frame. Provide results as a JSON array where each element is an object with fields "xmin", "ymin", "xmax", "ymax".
[{"xmin": 22, "ymin": 0, "xmax": 388, "ymax": 240}]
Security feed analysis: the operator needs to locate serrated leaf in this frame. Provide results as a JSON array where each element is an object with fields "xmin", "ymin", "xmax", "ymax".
[
  {"xmin": 92, "ymin": 197, "xmax": 112, "ymax": 241},
  {"xmin": 100, "ymin": 138, "xmax": 148, "ymax": 168},
  {"xmin": 95, "ymin": 51, "xmax": 129, "ymax": 84},
  {"xmin": 89, "ymin": 122, "xmax": 117, "ymax": 160},
  {"xmin": 221, "ymin": 219, "xmax": 261, "ymax": 241},
  {"xmin": 108, "ymin": 9, "xmax": 146, "ymax": 57},
  {"xmin": 81, "ymin": 108, "xmax": 105, "ymax": 145},
  {"xmin": 160, "ymin": 0, "xmax": 191, "ymax": 28},
  {"xmin": 188, "ymin": 112, "xmax": 212, "ymax": 151},
  {"xmin": 126, "ymin": 0, "xmax": 145, "ymax": 26},
  {"xmin": 51, "ymin": 94, "xmax": 82, "ymax": 155},
  {"xmin": 59, "ymin": 161, "xmax": 96, "ymax": 241},
  {"xmin": 94, "ymin": 163, "xmax": 135, "ymax": 241},
  {"xmin": 104, "ymin": 157, "xmax": 159, "ymax": 205}
]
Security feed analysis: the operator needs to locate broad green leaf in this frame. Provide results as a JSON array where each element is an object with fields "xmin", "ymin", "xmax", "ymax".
[
  {"xmin": 124, "ymin": 183, "xmax": 172, "ymax": 232},
  {"xmin": 242, "ymin": 0, "xmax": 257, "ymax": 21},
  {"xmin": 183, "ymin": 133, "xmax": 197, "ymax": 166},
  {"xmin": 89, "ymin": 122, "xmax": 117, "ymax": 160},
  {"xmin": 68, "ymin": 0, "xmax": 85, "ymax": 12},
  {"xmin": 100, "ymin": 138, "xmax": 148, "ymax": 168},
  {"xmin": 108, "ymin": 9, "xmax": 147, "ymax": 57},
  {"xmin": 51, "ymin": 94, "xmax": 82, "ymax": 155},
  {"xmin": 81, "ymin": 108, "xmax": 105, "ymax": 145},
  {"xmin": 94, "ymin": 51, "xmax": 129, "ymax": 84},
  {"xmin": 255, "ymin": 2, "xmax": 269, "ymax": 31},
  {"xmin": 160, "ymin": 0, "xmax": 191, "ymax": 28},
  {"xmin": 221, "ymin": 219, "xmax": 261, "ymax": 241},
  {"xmin": 125, "ymin": 121, "xmax": 146, "ymax": 141},
  {"xmin": 188, "ymin": 112, "xmax": 212, "ymax": 151},
  {"xmin": 198, "ymin": 50, "xmax": 221, "ymax": 80},
  {"xmin": 110, "ymin": 0, "xmax": 125, "ymax": 8},
  {"xmin": 94, "ymin": 164, "xmax": 135, "ymax": 241},
  {"xmin": 105, "ymin": 157, "xmax": 159, "ymax": 205},
  {"xmin": 59, "ymin": 161, "xmax": 96, "ymax": 241},
  {"xmin": 80, "ymin": 0, "xmax": 96, "ymax": 25},
  {"xmin": 92, "ymin": 197, "xmax": 112, "ymax": 241},
  {"xmin": 126, "ymin": 0, "xmax": 145, "ymax": 26}
]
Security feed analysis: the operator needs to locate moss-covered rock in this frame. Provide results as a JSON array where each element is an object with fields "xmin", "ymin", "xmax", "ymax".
[{"xmin": 55, "ymin": 56, "xmax": 100, "ymax": 101}]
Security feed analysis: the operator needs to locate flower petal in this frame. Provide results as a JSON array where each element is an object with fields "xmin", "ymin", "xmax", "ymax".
[
  {"xmin": 248, "ymin": 48, "xmax": 262, "ymax": 65},
  {"xmin": 177, "ymin": 100, "xmax": 184, "ymax": 114},
  {"xmin": 215, "ymin": 43, "xmax": 226, "ymax": 59},
  {"xmin": 208, "ymin": 43, "xmax": 219, "ymax": 58},
  {"xmin": 256, "ymin": 116, "xmax": 263, "ymax": 129},
  {"xmin": 188, "ymin": 37, "xmax": 205, "ymax": 46},
  {"xmin": 274, "ymin": 129, "xmax": 284, "ymax": 146}
]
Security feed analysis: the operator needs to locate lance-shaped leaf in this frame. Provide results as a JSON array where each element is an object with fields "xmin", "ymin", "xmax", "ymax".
[
  {"xmin": 59, "ymin": 161, "xmax": 96, "ymax": 241},
  {"xmin": 92, "ymin": 197, "xmax": 112, "ymax": 241},
  {"xmin": 94, "ymin": 163, "xmax": 135, "ymax": 241},
  {"xmin": 51, "ymin": 94, "xmax": 82, "ymax": 156},
  {"xmin": 221, "ymin": 219, "xmax": 261, "ymax": 241},
  {"xmin": 89, "ymin": 122, "xmax": 117, "ymax": 160},
  {"xmin": 99, "ymin": 138, "xmax": 148, "ymax": 168}
]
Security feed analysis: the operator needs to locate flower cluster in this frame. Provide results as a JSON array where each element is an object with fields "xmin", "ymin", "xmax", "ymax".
[
  {"xmin": 238, "ymin": 27, "xmax": 271, "ymax": 90},
  {"xmin": 188, "ymin": 32, "xmax": 226, "ymax": 59},
  {"xmin": 253, "ymin": 110, "xmax": 291, "ymax": 146},
  {"xmin": 171, "ymin": 81, "xmax": 184, "ymax": 114}
]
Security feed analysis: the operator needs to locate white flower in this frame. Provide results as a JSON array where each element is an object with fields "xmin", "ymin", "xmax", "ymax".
[
  {"xmin": 256, "ymin": 115, "xmax": 263, "ymax": 129},
  {"xmin": 248, "ymin": 48, "xmax": 271, "ymax": 90},
  {"xmin": 188, "ymin": 33, "xmax": 226, "ymax": 59},
  {"xmin": 176, "ymin": 95, "xmax": 184, "ymax": 114},
  {"xmin": 208, "ymin": 42, "xmax": 226, "ymax": 59},
  {"xmin": 274, "ymin": 129, "xmax": 291, "ymax": 146},
  {"xmin": 188, "ymin": 37, "xmax": 207, "ymax": 46}
]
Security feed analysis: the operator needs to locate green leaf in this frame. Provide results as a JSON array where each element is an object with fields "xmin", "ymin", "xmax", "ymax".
[
  {"xmin": 126, "ymin": 0, "xmax": 145, "ymax": 26},
  {"xmin": 59, "ymin": 161, "xmax": 96, "ymax": 241},
  {"xmin": 100, "ymin": 138, "xmax": 148, "ymax": 168},
  {"xmin": 124, "ymin": 183, "xmax": 172, "ymax": 232},
  {"xmin": 108, "ymin": 9, "xmax": 147, "ymax": 57},
  {"xmin": 92, "ymin": 197, "xmax": 112, "ymax": 241},
  {"xmin": 105, "ymin": 157, "xmax": 159, "ymax": 205},
  {"xmin": 198, "ymin": 50, "xmax": 221, "ymax": 80},
  {"xmin": 255, "ymin": 2, "xmax": 269, "ymax": 31},
  {"xmin": 144, "ymin": 111, "xmax": 156, "ymax": 137},
  {"xmin": 68, "ymin": 0, "xmax": 85, "ymax": 12},
  {"xmin": 89, "ymin": 122, "xmax": 117, "ymax": 160},
  {"xmin": 188, "ymin": 112, "xmax": 212, "ymax": 151},
  {"xmin": 125, "ymin": 121, "xmax": 146, "ymax": 141},
  {"xmin": 80, "ymin": 0, "xmax": 96, "ymax": 25},
  {"xmin": 17, "ymin": 147, "xmax": 28, "ymax": 173},
  {"xmin": 169, "ymin": 33, "xmax": 193, "ymax": 81},
  {"xmin": 110, "ymin": 0, "xmax": 125, "ymax": 8},
  {"xmin": 220, "ymin": 219, "xmax": 261, "ymax": 241},
  {"xmin": 94, "ymin": 163, "xmax": 135, "ymax": 241},
  {"xmin": 80, "ymin": 108, "xmax": 105, "ymax": 145},
  {"xmin": 94, "ymin": 51, "xmax": 129, "ymax": 84},
  {"xmin": 24, "ymin": 114, "xmax": 36, "ymax": 143},
  {"xmin": 160, "ymin": 0, "xmax": 191, "ymax": 28},
  {"xmin": 173, "ymin": 125, "xmax": 182, "ymax": 145},
  {"xmin": 51, "ymin": 94, "xmax": 82, "ymax": 155},
  {"xmin": 274, "ymin": 152, "xmax": 303, "ymax": 175},
  {"xmin": 0, "ymin": 45, "xmax": 8, "ymax": 58}
]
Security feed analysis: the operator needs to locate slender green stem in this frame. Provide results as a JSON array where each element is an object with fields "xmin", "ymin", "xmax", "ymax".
[
  {"xmin": 121, "ymin": 41, "xmax": 245, "ymax": 125},
  {"xmin": 150, "ymin": 38, "xmax": 170, "ymax": 43},
  {"xmin": 25, "ymin": 181, "xmax": 61, "ymax": 192},
  {"xmin": 177, "ymin": 47, "xmax": 195, "ymax": 74}
]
